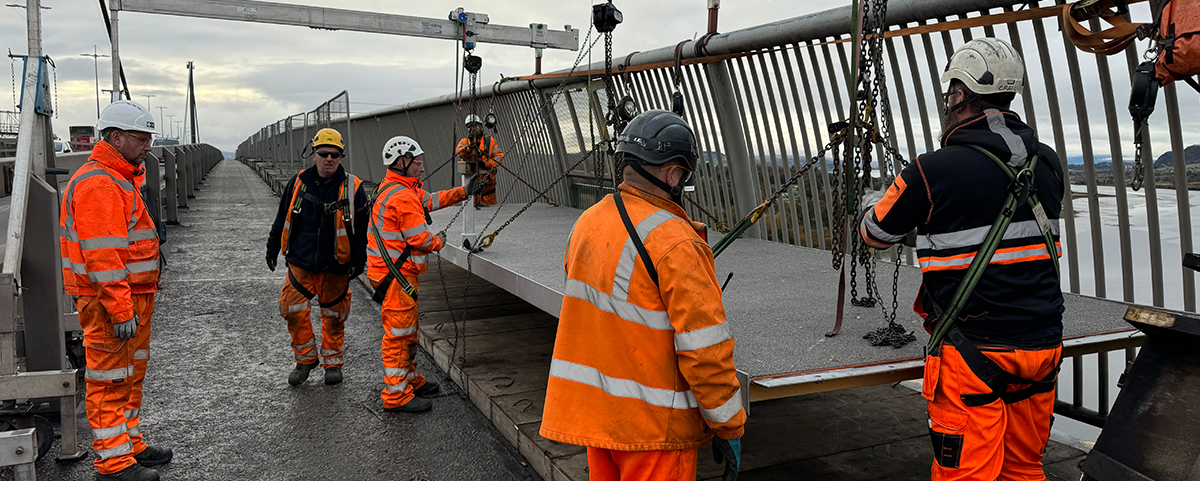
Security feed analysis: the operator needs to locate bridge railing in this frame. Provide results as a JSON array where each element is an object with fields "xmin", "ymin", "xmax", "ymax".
[{"xmin": 238, "ymin": 0, "xmax": 1199, "ymax": 429}]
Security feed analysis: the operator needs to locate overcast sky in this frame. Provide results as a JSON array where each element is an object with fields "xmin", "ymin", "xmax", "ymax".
[{"xmin": 0, "ymin": 0, "xmax": 826, "ymax": 151}]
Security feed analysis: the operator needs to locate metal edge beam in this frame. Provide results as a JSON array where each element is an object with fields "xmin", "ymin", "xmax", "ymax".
[
  {"xmin": 0, "ymin": 370, "xmax": 77, "ymax": 398},
  {"xmin": 435, "ymin": 244, "xmax": 564, "ymax": 318},
  {"xmin": 115, "ymin": 0, "xmax": 578, "ymax": 50}
]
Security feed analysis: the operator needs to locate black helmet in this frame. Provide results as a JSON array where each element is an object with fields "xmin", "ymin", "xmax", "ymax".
[{"xmin": 614, "ymin": 110, "xmax": 697, "ymax": 170}]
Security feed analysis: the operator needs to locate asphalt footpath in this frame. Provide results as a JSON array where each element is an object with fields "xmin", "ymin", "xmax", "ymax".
[{"xmin": 4, "ymin": 159, "xmax": 537, "ymax": 481}]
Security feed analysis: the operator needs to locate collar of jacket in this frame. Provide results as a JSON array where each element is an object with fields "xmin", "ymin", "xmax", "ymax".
[
  {"xmin": 383, "ymin": 168, "xmax": 422, "ymax": 190},
  {"xmin": 90, "ymin": 141, "xmax": 145, "ymax": 181},
  {"xmin": 941, "ymin": 109, "xmax": 1040, "ymax": 167},
  {"xmin": 301, "ymin": 163, "xmax": 347, "ymax": 185},
  {"xmin": 618, "ymin": 183, "xmax": 704, "ymax": 236}
]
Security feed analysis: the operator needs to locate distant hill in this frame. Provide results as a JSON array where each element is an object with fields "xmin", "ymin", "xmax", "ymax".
[
  {"xmin": 1154, "ymin": 144, "xmax": 1200, "ymax": 168},
  {"xmin": 222, "ymin": 151, "xmax": 234, "ymax": 160}
]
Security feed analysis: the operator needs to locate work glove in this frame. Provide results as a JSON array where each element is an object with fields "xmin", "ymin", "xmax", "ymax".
[
  {"xmin": 113, "ymin": 315, "xmax": 138, "ymax": 341},
  {"xmin": 434, "ymin": 231, "xmax": 447, "ymax": 248},
  {"xmin": 348, "ymin": 264, "xmax": 364, "ymax": 279},
  {"xmin": 465, "ymin": 174, "xmax": 485, "ymax": 196},
  {"xmin": 712, "ymin": 437, "xmax": 742, "ymax": 481},
  {"xmin": 266, "ymin": 254, "xmax": 277, "ymax": 272}
]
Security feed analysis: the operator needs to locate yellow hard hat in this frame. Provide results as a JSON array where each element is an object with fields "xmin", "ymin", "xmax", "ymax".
[{"xmin": 312, "ymin": 128, "xmax": 344, "ymax": 150}]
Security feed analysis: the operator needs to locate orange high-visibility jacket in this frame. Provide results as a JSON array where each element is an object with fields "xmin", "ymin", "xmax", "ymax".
[
  {"xmin": 366, "ymin": 170, "xmax": 467, "ymax": 280},
  {"xmin": 280, "ymin": 173, "xmax": 363, "ymax": 265},
  {"xmin": 59, "ymin": 141, "xmax": 161, "ymax": 323},
  {"xmin": 455, "ymin": 136, "xmax": 503, "ymax": 170},
  {"xmin": 541, "ymin": 184, "xmax": 746, "ymax": 451}
]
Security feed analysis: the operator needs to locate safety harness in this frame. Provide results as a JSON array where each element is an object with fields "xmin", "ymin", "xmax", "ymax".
[
  {"xmin": 925, "ymin": 145, "xmax": 1062, "ymax": 407},
  {"xmin": 614, "ymin": 191, "xmax": 660, "ymax": 287},
  {"xmin": 368, "ymin": 181, "xmax": 417, "ymax": 303},
  {"xmin": 290, "ymin": 175, "xmax": 357, "ymax": 231}
]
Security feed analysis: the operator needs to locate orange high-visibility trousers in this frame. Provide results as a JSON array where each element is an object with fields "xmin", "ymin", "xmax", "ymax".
[
  {"xmin": 78, "ymin": 294, "xmax": 155, "ymax": 475},
  {"xmin": 278, "ymin": 264, "xmax": 351, "ymax": 368},
  {"xmin": 924, "ymin": 343, "xmax": 1062, "ymax": 481},
  {"xmin": 374, "ymin": 274, "xmax": 427, "ymax": 408},
  {"xmin": 587, "ymin": 447, "xmax": 698, "ymax": 481},
  {"xmin": 476, "ymin": 169, "xmax": 498, "ymax": 206}
]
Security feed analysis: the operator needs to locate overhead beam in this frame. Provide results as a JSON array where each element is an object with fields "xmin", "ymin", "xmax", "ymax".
[{"xmin": 111, "ymin": 0, "xmax": 579, "ymax": 51}]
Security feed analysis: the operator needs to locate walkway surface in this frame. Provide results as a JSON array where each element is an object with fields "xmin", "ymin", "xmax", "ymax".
[{"xmin": 8, "ymin": 159, "xmax": 536, "ymax": 480}]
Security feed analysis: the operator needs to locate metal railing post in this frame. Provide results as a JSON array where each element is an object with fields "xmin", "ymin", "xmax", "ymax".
[
  {"xmin": 163, "ymin": 148, "xmax": 178, "ymax": 223},
  {"xmin": 177, "ymin": 147, "xmax": 190, "ymax": 208},
  {"xmin": 705, "ymin": 60, "xmax": 760, "ymax": 238}
]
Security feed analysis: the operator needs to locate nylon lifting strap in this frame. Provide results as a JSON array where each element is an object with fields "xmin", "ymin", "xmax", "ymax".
[
  {"xmin": 926, "ymin": 144, "xmax": 1061, "ymax": 407},
  {"xmin": 369, "ymin": 182, "xmax": 416, "ymax": 303},
  {"xmin": 614, "ymin": 191, "xmax": 660, "ymax": 287}
]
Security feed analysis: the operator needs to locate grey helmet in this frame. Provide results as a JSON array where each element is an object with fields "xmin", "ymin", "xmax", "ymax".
[{"xmin": 614, "ymin": 110, "xmax": 698, "ymax": 170}]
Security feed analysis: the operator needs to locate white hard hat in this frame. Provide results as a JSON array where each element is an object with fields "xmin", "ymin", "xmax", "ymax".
[
  {"xmin": 940, "ymin": 38, "xmax": 1024, "ymax": 96},
  {"xmin": 464, "ymin": 114, "xmax": 482, "ymax": 126},
  {"xmin": 381, "ymin": 135, "xmax": 423, "ymax": 166},
  {"xmin": 97, "ymin": 100, "xmax": 156, "ymax": 134}
]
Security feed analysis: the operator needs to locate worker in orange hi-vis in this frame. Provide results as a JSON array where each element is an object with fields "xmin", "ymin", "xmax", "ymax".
[
  {"xmin": 455, "ymin": 114, "xmax": 503, "ymax": 208},
  {"xmin": 60, "ymin": 100, "xmax": 172, "ymax": 481},
  {"xmin": 266, "ymin": 128, "xmax": 369, "ymax": 387},
  {"xmin": 859, "ymin": 38, "xmax": 1064, "ymax": 481},
  {"xmin": 367, "ymin": 135, "xmax": 484, "ymax": 413},
  {"xmin": 541, "ymin": 110, "xmax": 747, "ymax": 481}
]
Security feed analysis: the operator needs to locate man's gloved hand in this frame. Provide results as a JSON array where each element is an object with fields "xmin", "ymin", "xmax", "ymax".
[
  {"xmin": 860, "ymin": 187, "xmax": 886, "ymax": 211},
  {"xmin": 465, "ymin": 174, "xmax": 485, "ymax": 196},
  {"xmin": 349, "ymin": 264, "xmax": 364, "ymax": 279},
  {"xmin": 434, "ymin": 231, "xmax": 447, "ymax": 247},
  {"xmin": 266, "ymin": 254, "xmax": 277, "ymax": 272},
  {"xmin": 113, "ymin": 315, "xmax": 138, "ymax": 341},
  {"xmin": 712, "ymin": 437, "xmax": 742, "ymax": 481}
]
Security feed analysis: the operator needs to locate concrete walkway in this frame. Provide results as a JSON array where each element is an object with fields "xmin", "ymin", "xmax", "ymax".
[{"xmin": 9, "ymin": 159, "xmax": 536, "ymax": 481}]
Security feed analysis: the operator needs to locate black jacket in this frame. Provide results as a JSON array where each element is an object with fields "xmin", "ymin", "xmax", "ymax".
[
  {"xmin": 267, "ymin": 165, "xmax": 369, "ymax": 274},
  {"xmin": 860, "ymin": 109, "xmax": 1065, "ymax": 348}
]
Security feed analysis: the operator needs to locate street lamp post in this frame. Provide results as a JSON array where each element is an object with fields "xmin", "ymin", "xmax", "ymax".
[
  {"xmin": 142, "ymin": 93, "xmax": 155, "ymax": 112},
  {"xmin": 80, "ymin": 45, "xmax": 110, "ymax": 118},
  {"xmin": 174, "ymin": 121, "xmax": 182, "ymax": 141},
  {"xmin": 155, "ymin": 106, "xmax": 167, "ymax": 137},
  {"xmin": 165, "ymin": 114, "xmax": 175, "ymax": 138}
]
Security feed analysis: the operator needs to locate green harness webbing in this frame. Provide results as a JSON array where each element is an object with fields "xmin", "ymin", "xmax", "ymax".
[
  {"xmin": 290, "ymin": 174, "xmax": 357, "ymax": 231},
  {"xmin": 369, "ymin": 181, "xmax": 416, "ymax": 303},
  {"xmin": 924, "ymin": 145, "xmax": 1062, "ymax": 407}
]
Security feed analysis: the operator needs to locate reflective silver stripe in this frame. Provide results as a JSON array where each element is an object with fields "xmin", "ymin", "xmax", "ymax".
[
  {"xmin": 863, "ymin": 215, "xmax": 905, "ymax": 243},
  {"xmin": 983, "ymin": 109, "xmax": 1028, "ymax": 167},
  {"xmin": 612, "ymin": 210, "xmax": 675, "ymax": 302},
  {"xmin": 88, "ymin": 269, "xmax": 127, "ymax": 283},
  {"xmin": 916, "ymin": 220, "xmax": 1061, "ymax": 251},
  {"xmin": 283, "ymin": 220, "xmax": 291, "ymax": 230},
  {"xmin": 282, "ymin": 302, "xmax": 309, "ymax": 314},
  {"xmin": 62, "ymin": 257, "xmax": 87, "ymax": 274},
  {"xmin": 95, "ymin": 442, "xmax": 132, "ymax": 459},
  {"xmin": 320, "ymin": 307, "xmax": 346, "ymax": 318},
  {"xmin": 389, "ymin": 325, "xmax": 417, "ymax": 337},
  {"xmin": 372, "ymin": 184, "xmax": 408, "ymax": 228},
  {"xmin": 292, "ymin": 339, "xmax": 316, "ymax": 351},
  {"xmin": 126, "ymin": 259, "xmax": 159, "ymax": 274},
  {"xmin": 62, "ymin": 167, "xmax": 134, "ymax": 244},
  {"xmin": 410, "ymin": 254, "xmax": 427, "ymax": 265},
  {"xmin": 550, "ymin": 358, "xmax": 697, "ymax": 410},
  {"xmin": 134, "ymin": 349, "xmax": 149, "ymax": 360},
  {"xmin": 564, "ymin": 278, "xmax": 672, "ymax": 331},
  {"xmin": 91, "ymin": 424, "xmax": 127, "ymax": 441},
  {"xmin": 700, "ymin": 388, "xmax": 744, "ymax": 424},
  {"xmin": 320, "ymin": 348, "xmax": 343, "ymax": 358},
  {"xmin": 367, "ymin": 246, "xmax": 405, "ymax": 259},
  {"xmin": 426, "ymin": 192, "xmax": 438, "ymax": 209},
  {"xmin": 86, "ymin": 365, "xmax": 134, "ymax": 381},
  {"xmin": 674, "ymin": 323, "xmax": 733, "ymax": 352},
  {"xmin": 336, "ymin": 228, "xmax": 348, "ymax": 237},
  {"xmin": 322, "ymin": 356, "xmax": 343, "ymax": 365},
  {"xmin": 80, "ymin": 236, "xmax": 129, "ymax": 251},
  {"xmin": 127, "ymin": 426, "xmax": 140, "ymax": 438},
  {"xmin": 385, "ymin": 378, "xmax": 412, "ymax": 393},
  {"xmin": 378, "ymin": 229, "xmax": 406, "ymax": 241},
  {"xmin": 918, "ymin": 244, "xmax": 1058, "ymax": 271},
  {"xmin": 295, "ymin": 353, "xmax": 317, "ymax": 362},
  {"xmin": 383, "ymin": 367, "xmax": 409, "ymax": 378},
  {"xmin": 402, "ymin": 224, "xmax": 429, "ymax": 238},
  {"xmin": 124, "ymin": 408, "xmax": 140, "ymax": 420},
  {"xmin": 128, "ymin": 228, "xmax": 157, "ymax": 241}
]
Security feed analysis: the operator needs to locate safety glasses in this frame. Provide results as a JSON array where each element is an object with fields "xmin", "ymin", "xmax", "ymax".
[{"xmin": 316, "ymin": 151, "xmax": 343, "ymax": 159}]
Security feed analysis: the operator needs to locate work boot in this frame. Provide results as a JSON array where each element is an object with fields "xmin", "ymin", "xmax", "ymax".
[
  {"xmin": 134, "ymin": 445, "xmax": 173, "ymax": 467},
  {"xmin": 95, "ymin": 464, "xmax": 160, "ymax": 481},
  {"xmin": 287, "ymin": 362, "xmax": 318, "ymax": 386},
  {"xmin": 383, "ymin": 397, "xmax": 432, "ymax": 413},
  {"xmin": 324, "ymin": 366, "xmax": 343, "ymax": 385},
  {"xmin": 414, "ymin": 380, "xmax": 441, "ymax": 398}
]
